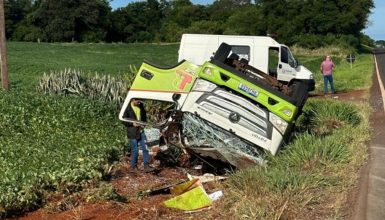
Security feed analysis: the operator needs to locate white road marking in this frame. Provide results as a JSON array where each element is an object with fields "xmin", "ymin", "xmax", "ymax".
[
  {"xmin": 370, "ymin": 146, "xmax": 385, "ymax": 150},
  {"xmin": 374, "ymin": 55, "xmax": 385, "ymax": 112},
  {"xmin": 370, "ymin": 174, "xmax": 385, "ymax": 183}
]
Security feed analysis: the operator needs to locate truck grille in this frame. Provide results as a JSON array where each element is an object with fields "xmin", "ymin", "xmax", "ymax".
[{"xmin": 196, "ymin": 88, "xmax": 272, "ymax": 139}]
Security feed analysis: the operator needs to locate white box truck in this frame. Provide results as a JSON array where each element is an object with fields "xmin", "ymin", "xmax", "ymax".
[{"xmin": 178, "ymin": 34, "xmax": 315, "ymax": 91}]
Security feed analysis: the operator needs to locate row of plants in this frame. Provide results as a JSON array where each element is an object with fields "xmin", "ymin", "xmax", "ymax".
[
  {"xmin": 0, "ymin": 91, "xmax": 126, "ymax": 215},
  {"xmin": 37, "ymin": 68, "xmax": 133, "ymax": 104}
]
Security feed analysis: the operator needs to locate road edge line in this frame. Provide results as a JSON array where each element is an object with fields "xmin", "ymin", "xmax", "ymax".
[{"xmin": 374, "ymin": 55, "xmax": 385, "ymax": 112}]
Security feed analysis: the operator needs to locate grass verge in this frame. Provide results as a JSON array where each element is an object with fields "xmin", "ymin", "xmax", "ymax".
[
  {"xmin": 297, "ymin": 52, "xmax": 373, "ymax": 94},
  {"xmin": 216, "ymin": 99, "xmax": 370, "ymax": 219}
]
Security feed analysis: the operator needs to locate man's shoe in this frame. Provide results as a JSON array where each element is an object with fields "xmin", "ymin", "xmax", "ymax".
[
  {"xmin": 129, "ymin": 166, "xmax": 138, "ymax": 174},
  {"xmin": 143, "ymin": 165, "xmax": 155, "ymax": 173}
]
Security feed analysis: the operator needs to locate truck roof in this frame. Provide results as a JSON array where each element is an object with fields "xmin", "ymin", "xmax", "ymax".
[{"xmin": 180, "ymin": 34, "xmax": 281, "ymax": 47}]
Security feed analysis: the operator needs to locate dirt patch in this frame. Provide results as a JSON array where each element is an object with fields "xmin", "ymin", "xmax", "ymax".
[
  {"xmin": 12, "ymin": 155, "xmax": 222, "ymax": 220},
  {"xmin": 309, "ymin": 89, "xmax": 368, "ymax": 103}
]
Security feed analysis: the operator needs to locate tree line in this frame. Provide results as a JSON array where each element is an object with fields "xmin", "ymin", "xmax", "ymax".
[{"xmin": 4, "ymin": 0, "xmax": 375, "ymax": 48}]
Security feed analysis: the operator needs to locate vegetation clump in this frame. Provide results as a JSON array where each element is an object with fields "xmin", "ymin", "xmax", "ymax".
[
  {"xmin": 0, "ymin": 91, "xmax": 126, "ymax": 215},
  {"xmin": 220, "ymin": 100, "xmax": 370, "ymax": 219},
  {"xmin": 37, "ymin": 68, "xmax": 130, "ymax": 104}
]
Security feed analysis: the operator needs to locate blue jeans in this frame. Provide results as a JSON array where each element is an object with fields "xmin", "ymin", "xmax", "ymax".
[
  {"xmin": 323, "ymin": 75, "xmax": 335, "ymax": 94},
  {"xmin": 130, "ymin": 132, "xmax": 150, "ymax": 168}
]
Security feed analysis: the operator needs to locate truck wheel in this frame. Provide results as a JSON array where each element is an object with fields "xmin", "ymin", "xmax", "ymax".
[{"xmin": 289, "ymin": 81, "xmax": 309, "ymax": 110}]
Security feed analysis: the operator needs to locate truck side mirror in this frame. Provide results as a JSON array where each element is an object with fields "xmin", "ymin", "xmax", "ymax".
[
  {"xmin": 172, "ymin": 93, "xmax": 181, "ymax": 101},
  {"xmin": 290, "ymin": 59, "xmax": 299, "ymax": 68},
  {"xmin": 294, "ymin": 59, "xmax": 299, "ymax": 68}
]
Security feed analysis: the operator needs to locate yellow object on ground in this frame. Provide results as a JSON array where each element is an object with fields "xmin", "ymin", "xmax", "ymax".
[
  {"xmin": 164, "ymin": 185, "xmax": 213, "ymax": 211},
  {"xmin": 170, "ymin": 179, "xmax": 200, "ymax": 195}
]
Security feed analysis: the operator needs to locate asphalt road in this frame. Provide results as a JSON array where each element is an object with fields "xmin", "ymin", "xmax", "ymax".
[{"xmin": 354, "ymin": 49, "xmax": 385, "ymax": 220}]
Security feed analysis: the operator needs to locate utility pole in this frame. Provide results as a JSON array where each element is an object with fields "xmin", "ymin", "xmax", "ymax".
[{"xmin": 0, "ymin": 0, "xmax": 8, "ymax": 90}]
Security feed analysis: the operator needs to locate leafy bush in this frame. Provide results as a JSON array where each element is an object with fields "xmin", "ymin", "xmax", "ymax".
[{"xmin": 292, "ymin": 34, "xmax": 359, "ymax": 50}]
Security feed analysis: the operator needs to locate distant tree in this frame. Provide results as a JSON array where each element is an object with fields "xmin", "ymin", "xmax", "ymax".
[
  {"xmin": 159, "ymin": 0, "xmax": 209, "ymax": 42},
  {"xmin": 107, "ymin": 0, "xmax": 162, "ymax": 42},
  {"xmin": 208, "ymin": 0, "xmax": 251, "ymax": 22},
  {"xmin": 17, "ymin": 0, "xmax": 110, "ymax": 42},
  {"xmin": 4, "ymin": 0, "xmax": 33, "ymax": 38},
  {"xmin": 256, "ymin": 0, "xmax": 374, "ymax": 46},
  {"xmin": 224, "ymin": 5, "xmax": 263, "ymax": 35},
  {"xmin": 3, "ymin": 0, "xmax": 376, "ymax": 47},
  {"xmin": 359, "ymin": 33, "xmax": 375, "ymax": 47},
  {"xmin": 376, "ymin": 40, "xmax": 385, "ymax": 48}
]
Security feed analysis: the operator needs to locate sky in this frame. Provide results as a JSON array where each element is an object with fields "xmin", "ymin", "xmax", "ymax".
[
  {"xmin": 364, "ymin": 0, "xmax": 385, "ymax": 41},
  {"xmin": 110, "ymin": 0, "xmax": 384, "ymax": 41}
]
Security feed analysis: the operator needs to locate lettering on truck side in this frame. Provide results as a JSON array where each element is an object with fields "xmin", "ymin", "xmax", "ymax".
[
  {"xmin": 252, "ymin": 133, "xmax": 268, "ymax": 143},
  {"xmin": 196, "ymin": 106, "xmax": 213, "ymax": 115}
]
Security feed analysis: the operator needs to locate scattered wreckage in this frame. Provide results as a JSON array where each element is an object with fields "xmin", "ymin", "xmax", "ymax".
[{"xmin": 119, "ymin": 43, "xmax": 310, "ymax": 169}]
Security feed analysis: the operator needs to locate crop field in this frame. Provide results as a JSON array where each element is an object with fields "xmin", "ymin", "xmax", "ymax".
[
  {"xmin": 0, "ymin": 42, "xmax": 374, "ymax": 218},
  {"xmin": 1, "ymin": 42, "xmax": 179, "ymax": 215},
  {"xmin": 7, "ymin": 42, "xmax": 179, "ymax": 90}
]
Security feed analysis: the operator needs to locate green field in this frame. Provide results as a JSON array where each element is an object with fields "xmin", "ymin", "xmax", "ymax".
[
  {"xmin": 8, "ymin": 42, "xmax": 179, "ymax": 90},
  {"xmin": 1, "ymin": 42, "xmax": 179, "ymax": 214},
  {"xmin": 0, "ymin": 42, "xmax": 374, "ymax": 217}
]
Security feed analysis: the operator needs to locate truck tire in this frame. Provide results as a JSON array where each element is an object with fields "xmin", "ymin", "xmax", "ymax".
[{"xmin": 289, "ymin": 81, "xmax": 309, "ymax": 111}]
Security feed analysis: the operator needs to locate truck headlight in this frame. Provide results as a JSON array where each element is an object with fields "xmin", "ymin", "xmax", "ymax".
[
  {"xmin": 309, "ymin": 73, "xmax": 314, "ymax": 79},
  {"xmin": 203, "ymin": 67, "xmax": 212, "ymax": 75},
  {"xmin": 192, "ymin": 78, "xmax": 217, "ymax": 92},
  {"xmin": 282, "ymin": 109, "xmax": 293, "ymax": 117},
  {"xmin": 269, "ymin": 113, "xmax": 288, "ymax": 134}
]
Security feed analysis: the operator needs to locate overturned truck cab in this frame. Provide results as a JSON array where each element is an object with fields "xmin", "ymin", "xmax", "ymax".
[{"xmin": 119, "ymin": 43, "xmax": 309, "ymax": 169}]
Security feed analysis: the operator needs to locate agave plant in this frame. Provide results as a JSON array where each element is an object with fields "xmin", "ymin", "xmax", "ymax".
[{"xmin": 38, "ymin": 68, "xmax": 130, "ymax": 105}]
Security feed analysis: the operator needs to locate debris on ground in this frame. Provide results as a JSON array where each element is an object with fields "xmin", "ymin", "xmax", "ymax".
[
  {"xmin": 163, "ymin": 179, "xmax": 217, "ymax": 211},
  {"xmin": 187, "ymin": 173, "xmax": 227, "ymax": 183}
]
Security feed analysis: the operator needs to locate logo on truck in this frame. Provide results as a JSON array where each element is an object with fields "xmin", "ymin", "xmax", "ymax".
[{"xmin": 175, "ymin": 69, "xmax": 193, "ymax": 90}]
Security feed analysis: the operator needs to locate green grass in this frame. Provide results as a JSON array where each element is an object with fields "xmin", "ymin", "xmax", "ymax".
[
  {"xmin": 297, "ymin": 53, "xmax": 373, "ymax": 94},
  {"xmin": 7, "ymin": 42, "xmax": 179, "ymax": 90},
  {"xmin": 215, "ymin": 99, "xmax": 371, "ymax": 219}
]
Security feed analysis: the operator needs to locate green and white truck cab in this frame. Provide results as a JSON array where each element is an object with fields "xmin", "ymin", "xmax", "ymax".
[{"xmin": 119, "ymin": 44, "xmax": 308, "ymax": 168}]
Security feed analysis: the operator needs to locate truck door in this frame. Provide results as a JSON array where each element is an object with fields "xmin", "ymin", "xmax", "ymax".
[
  {"xmin": 218, "ymin": 37, "xmax": 253, "ymax": 63},
  {"xmin": 277, "ymin": 46, "xmax": 296, "ymax": 82}
]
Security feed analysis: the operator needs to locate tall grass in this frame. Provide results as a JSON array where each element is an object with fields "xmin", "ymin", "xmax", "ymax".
[
  {"xmin": 219, "ymin": 99, "xmax": 371, "ymax": 219},
  {"xmin": 291, "ymin": 45, "xmax": 353, "ymax": 58}
]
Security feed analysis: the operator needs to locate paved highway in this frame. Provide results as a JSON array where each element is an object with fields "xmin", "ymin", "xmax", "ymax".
[{"xmin": 354, "ymin": 48, "xmax": 385, "ymax": 220}]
